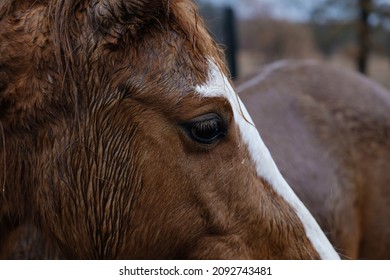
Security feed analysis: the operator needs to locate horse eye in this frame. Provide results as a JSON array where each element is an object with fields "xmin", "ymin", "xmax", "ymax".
[{"xmin": 183, "ymin": 113, "xmax": 227, "ymax": 145}]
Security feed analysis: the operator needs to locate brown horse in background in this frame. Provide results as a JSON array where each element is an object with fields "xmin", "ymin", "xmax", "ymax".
[
  {"xmin": 0, "ymin": 1, "xmax": 338, "ymax": 259},
  {"xmin": 238, "ymin": 60, "xmax": 390, "ymax": 259}
]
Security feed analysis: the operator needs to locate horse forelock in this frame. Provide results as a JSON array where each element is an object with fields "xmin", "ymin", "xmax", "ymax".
[
  {"xmin": 0, "ymin": 0, "xmax": 226, "ymax": 132},
  {"xmin": 46, "ymin": 0, "xmax": 225, "ymax": 106}
]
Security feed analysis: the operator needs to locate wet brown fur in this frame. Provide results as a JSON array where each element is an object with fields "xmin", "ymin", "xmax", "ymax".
[
  {"xmin": 238, "ymin": 60, "xmax": 390, "ymax": 259},
  {"xmin": 1, "ymin": 1, "xmax": 322, "ymax": 259}
]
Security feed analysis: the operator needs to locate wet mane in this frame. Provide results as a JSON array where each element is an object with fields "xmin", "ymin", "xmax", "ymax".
[
  {"xmin": 52, "ymin": 0, "xmax": 225, "ymax": 107},
  {"xmin": 0, "ymin": 0, "xmax": 226, "ymax": 131}
]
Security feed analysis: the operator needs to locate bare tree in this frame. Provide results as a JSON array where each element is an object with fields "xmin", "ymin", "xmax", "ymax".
[{"xmin": 310, "ymin": 0, "xmax": 374, "ymax": 74}]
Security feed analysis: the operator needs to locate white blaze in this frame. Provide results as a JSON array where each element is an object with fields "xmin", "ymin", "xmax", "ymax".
[{"xmin": 195, "ymin": 59, "xmax": 340, "ymax": 260}]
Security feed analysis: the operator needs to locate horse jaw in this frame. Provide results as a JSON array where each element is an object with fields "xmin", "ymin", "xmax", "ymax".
[{"xmin": 195, "ymin": 58, "xmax": 340, "ymax": 260}]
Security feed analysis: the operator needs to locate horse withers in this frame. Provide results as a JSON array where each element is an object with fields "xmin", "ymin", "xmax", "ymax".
[
  {"xmin": 238, "ymin": 60, "xmax": 390, "ymax": 259},
  {"xmin": 0, "ymin": 0, "xmax": 338, "ymax": 259}
]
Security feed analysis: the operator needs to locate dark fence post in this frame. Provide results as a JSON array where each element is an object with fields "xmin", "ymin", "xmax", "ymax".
[
  {"xmin": 358, "ymin": 0, "xmax": 372, "ymax": 74},
  {"xmin": 223, "ymin": 6, "xmax": 238, "ymax": 79},
  {"xmin": 198, "ymin": 3, "xmax": 238, "ymax": 79}
]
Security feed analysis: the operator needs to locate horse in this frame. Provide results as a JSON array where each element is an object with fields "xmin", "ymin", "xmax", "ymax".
[
  {"xmin": 237, "ymin": 60, "xmax": 390, "ymax": 259},
  {"xmin": 0, "ymin": 0, "xmax": 339, "ymax": 259}
]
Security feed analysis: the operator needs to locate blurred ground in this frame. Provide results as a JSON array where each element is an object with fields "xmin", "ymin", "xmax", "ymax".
[
  {"xmin": 235, "ymin": 15, "xmax": 390, "ymax": 90},
  {"xmin": 238, "ymin": 50, "xmax": 390, "ymax": 90}
]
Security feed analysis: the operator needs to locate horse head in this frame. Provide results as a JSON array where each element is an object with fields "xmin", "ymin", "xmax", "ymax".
[{"xmin": 0, "ymin": 0, "xmax": 339, "ymax": 259}]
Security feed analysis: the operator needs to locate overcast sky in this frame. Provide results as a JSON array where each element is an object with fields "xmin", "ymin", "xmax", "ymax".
[{"xmin": 197, "ymin": 0, "xmax": 322, "ymax": 21}]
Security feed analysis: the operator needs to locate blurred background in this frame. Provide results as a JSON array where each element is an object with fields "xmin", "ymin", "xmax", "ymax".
[{"xmin": 195, "ymin": 0, "xmax": 390, "ymax": 89}]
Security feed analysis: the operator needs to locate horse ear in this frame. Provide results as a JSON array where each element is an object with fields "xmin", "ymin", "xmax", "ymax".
[{"xmin": 90, "ymin": 0, "xmax": 167, "ymax": 40}]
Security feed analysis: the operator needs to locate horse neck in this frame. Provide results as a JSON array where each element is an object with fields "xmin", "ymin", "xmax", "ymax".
[
  {"xmin": 238, "ymin": 59, "xmax": 390, "ymax": 228},
  {"xmin": 243, "ymin": 60, "xmax": 390, "ymax": 177},
  {"xmin": 307, "ymin": 69, "xmax": 390, "ymax": 191}
]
